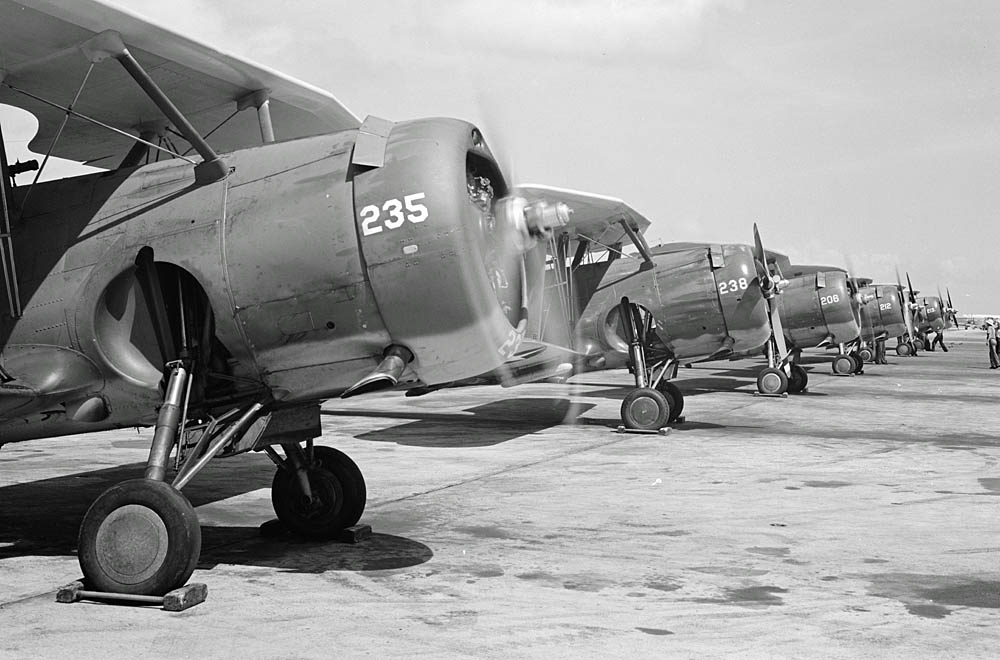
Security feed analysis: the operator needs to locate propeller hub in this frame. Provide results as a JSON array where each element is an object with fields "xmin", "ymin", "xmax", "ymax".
[{"xmin": 494, "ymin": 196, "xmax": 571, "ymax": 252}]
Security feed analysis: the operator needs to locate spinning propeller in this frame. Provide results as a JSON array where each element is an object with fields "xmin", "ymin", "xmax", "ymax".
[
  {"xmin": 895, "ymin": 267, "xmax": 919, "ymax": 346},
  {"xmin": 752, "ymin": 223, "xmax": 790, "ymax": 368},
  {"xmin": 941, "ymin": 286, "xmax": 958, "ymax": 327}
]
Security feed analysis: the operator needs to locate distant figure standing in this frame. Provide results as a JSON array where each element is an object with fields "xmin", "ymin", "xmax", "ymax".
[
  {"xmin": 874, "ymin": 338, "xmax": 888, "ymax": 364},
  {"xmin": 931, "ymin": 330, "xmax": 948, "ymax": 352},
  {"xmin": 987, "ymin": 320, "xmax": 1000, "ymax": 369}
]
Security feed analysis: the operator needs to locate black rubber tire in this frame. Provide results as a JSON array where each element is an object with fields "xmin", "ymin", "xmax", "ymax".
[
  {"xmin": 310, "ymin": 446, "xmax": 366, "ymax": 528},
  {"xmin": 851, "ymin": 354, "xmax": 864, "ymax": 374},
  {"xmin": 655, "ymin": 381, "xmax": 685, "ymax": 423},
  {"xmin": 896, "ymin": 343, "xmax": 912, "ymax": 357},
  {"xmin": 271, "ymin": 446, "xmax": 367, "ymax": 538},
  {"xmin": 913, "ymin": 338, "xmax": 925, "ymax": 351},
  {"xmin": 832, "ymin": 355, "xmax": 855, "ymax": 374},
  {"xmin": 757, "ymin": 367, "xmax": 788, "ymax": 395},
  {"xmin": 621, "ymin": 387, "xmax": 670, "ymax": 431},
  {"xmin": 858, "ymin": 347, "xmax": 874, "ymax": 363},
  {"xmin": 787, "ymin": 364, "xmax": 808, "ymax": 394},
  {"xmin": 78, "ymin": 479, "xmax": 201, "ymax": 596}
]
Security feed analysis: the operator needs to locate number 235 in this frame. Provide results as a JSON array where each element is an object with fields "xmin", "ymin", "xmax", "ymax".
[{"xmin": 360, "ymin": 193, "xmax": 428, "ymax": 236}]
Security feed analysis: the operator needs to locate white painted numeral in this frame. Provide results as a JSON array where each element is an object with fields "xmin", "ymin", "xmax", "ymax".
[
  {"xmin": 405, "ymin": 192, "xmax": 428, "ymax": 223},
  {"xmin": 820, "ymin": 294, "xmax": 841, "ymax": 305},
  {"xmin": 360, "ymin": 204, "xmax": 382, "ymax": 235},
  {"xmin": 718, "ymin": 277, "xmax": 749, "ymax": 295},
  {"xmin": 361, "ymin": 192, "xmax": 429, "ymax": 236},
  {"xmin": 383, "ymin": 199, "xmax": 405, "ymax": 229}
]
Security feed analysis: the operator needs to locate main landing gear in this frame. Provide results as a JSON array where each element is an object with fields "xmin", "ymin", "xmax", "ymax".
[
  {"xmin": 267, "ymin": 444, "xmax": 366, "ymax": 538},
  {"xmin": 617, "ymin": 298, "xmax": 684, "ymax": 431},
  {"xmin": 831, "ymin": 345, "xmax": 864, "ymax": 376},
  {"xmin": 77, "ymin": 253, "xmax": 367, "ymax": 596},
  {"xmin": 78, "ymin": 365, "xmax": 367, "ymax": 595}
]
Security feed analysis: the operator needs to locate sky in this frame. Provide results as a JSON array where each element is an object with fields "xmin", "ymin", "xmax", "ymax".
[{"xmin": 3, "ymin": 0, "xmax": 999, "ymax": 313}]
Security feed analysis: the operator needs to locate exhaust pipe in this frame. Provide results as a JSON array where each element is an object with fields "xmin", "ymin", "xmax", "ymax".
[{"xmin": 342, "ymin": 345, "xmax": 414, "ymax": 398}]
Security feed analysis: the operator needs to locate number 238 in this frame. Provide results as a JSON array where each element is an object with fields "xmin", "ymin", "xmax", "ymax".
[
  {"xmin": 718, "ymin": 278, "xmax": 748, "ymax": 295},
  {"xmin": 360, "ymin": 193, "xmax": 428, "ymax": 236}
]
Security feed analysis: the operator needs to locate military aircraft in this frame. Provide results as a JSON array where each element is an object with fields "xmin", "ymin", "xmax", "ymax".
[
  {"xmin": 407, "ymin": 185, "xmax": 798, "ymax": 431},
  {"xmin": 762, "ymin": 258, "xmax": 865, "ymax": 376},
  {"xmin": 0, "ymin": 0, "xmax": 598, "ymax": 596},
  {"xmin": 415, "ymin": 208, "xmax": 779, "ymax": 431},
  {"xmin": 851, "ymin": 278, "xmax": 907, "ymax": 362},
  {"xmin": 914, "ymin": 295, "xmax": 948, "ymax": 350}
]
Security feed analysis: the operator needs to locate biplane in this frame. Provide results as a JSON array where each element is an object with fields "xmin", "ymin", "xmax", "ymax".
[{"xmin": 0, "ymin": 0, "xmax": 628, "ymax": 595}]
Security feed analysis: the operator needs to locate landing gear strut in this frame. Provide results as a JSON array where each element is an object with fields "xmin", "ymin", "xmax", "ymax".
[
  {"xmin": 78, "ymin": 362, "xmax": 201, "ymax": 595},
  {"xmin": 617, "ymin": 297, "xmax": 682, "ymax": 430}
]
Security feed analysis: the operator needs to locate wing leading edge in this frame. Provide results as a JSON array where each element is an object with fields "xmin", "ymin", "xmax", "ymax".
[{"xmin": 0, "ymin": 0, "xmax": 359, "ymax": 167}]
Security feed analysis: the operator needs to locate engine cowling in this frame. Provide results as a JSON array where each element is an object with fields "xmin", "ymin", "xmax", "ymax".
[{"xmin": 351, "ymin": 118, "xmax": 526, "ymax": 386}]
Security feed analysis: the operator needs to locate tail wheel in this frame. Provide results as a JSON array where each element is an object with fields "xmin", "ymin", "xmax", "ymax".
[
  {"xmin": 655, "ymin": 381, "xmax": 685, "ymax": 423},
  {"xmin": 621, "ymin": 387, "xmax": 670, "ymax": 431},
  {"xmin": 756, "ymin": 367, "xmax": 788, "ymax": 395},
  {"xmin": 78, "ymin": 479, "xmax": 201, "ymax": 596},
  {"xmin": 787, "ymin": 364, "xmax": 808, "ymax": 394}
]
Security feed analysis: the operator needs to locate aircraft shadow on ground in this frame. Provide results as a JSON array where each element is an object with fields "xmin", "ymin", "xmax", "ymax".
[
  {"xmin": 323, "ymin": 397, "xmax": 595, "ymax": 448},
  {"xmin": 0, "ymin": 456, "xmax": 433, "ymax": 574},
  {"xmin": 0, "ymin": 457, "xmax": 272, "ymax": 560},
  {"xmin": 197, "ymin": 527, "xmax": 432, "ymax": 573}
]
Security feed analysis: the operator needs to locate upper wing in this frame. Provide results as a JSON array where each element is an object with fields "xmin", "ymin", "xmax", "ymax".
[
  {"xmin": 511, "ymin": 184, "xmax": 652, "ymax": 251},
  {"xmin": 0, "ymin": 0, "xmax": 359, "ymax": 167}
]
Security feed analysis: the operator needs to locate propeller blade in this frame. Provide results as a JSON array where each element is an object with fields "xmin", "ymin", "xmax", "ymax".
[
  {"xmin": 752, "ymin": 223, "xmax": 773, "ymax": 292},
  {"xmin": 768, "ymin": 297, "xmax": 789, "ymax": 366},
  {"xmin": 906, "ymin": 272, "xmax": 916, "ymax": 304}
]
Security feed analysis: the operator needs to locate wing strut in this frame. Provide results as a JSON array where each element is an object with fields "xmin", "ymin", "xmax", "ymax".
[
  {"xmin": 0, "ymin": 121, "xmax": 22, "ymax": 318},
  {"xmin": 237, "ymin": 91, "xmax": 276, "ymax": 144},
  {"xmin": 618, "ymin": 218, "xmax": 654, "ymax": 268},
  {"xmin": 80, "ymin": 31, "xmax": 229, "ymax": 184}
]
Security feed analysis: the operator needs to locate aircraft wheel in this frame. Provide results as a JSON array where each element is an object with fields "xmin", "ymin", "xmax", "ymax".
[
  {"xmin": 851, "ymin": 354, "xmax": 864, "ymax": 374},
  {"xmin": 310, "ymin": 446, "xmax": 366, "ymax": 528},
  {"xmin": 832, "ymin": 355, "xmax": 855, "ymax": 375},
  {"xmin": 858, "ymin": 347, "xmax": 874, "ymax": 363},
  {"xmin": 787, "ymin": 364, "xmax": 808, "ymax": 394},
  {"xmin": 272, "ymin": 448, "xmax": 366, "ymax": 538},
  {"xmin": 913, "ymin": 338, "xmax": 925, "ymax": 351},
  {"xmin": 78, "ymin": 479, "xmax": 201, "ymax": 596},
  {"xmin": 896, "ymin": 343, "xmax": 912, "ymax": 357},
  {"xmin": 655, "ymin": 381, "xmax": 685, "ymax": 423},
  {"xmin": 621, "ymin": 387, "xmax": 671, "ymax": 431},
  {"xmin": 756, "ymin": 367, "xmax": 788, "ymax": 395}
]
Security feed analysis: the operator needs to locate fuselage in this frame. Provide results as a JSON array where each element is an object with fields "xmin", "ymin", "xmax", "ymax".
[
  {"xmin": 0, "ymin": 118, "xmax": 522, "ymax": 443},
  {"xmin": 776, "ymin": 270, "xmax": 860, "ymax": 349},
  {"xmin": 570, "ymin": 242, "xmax": 772, "ymax": 367},
  {"xmin": 915, "ymin": 297, "xmax": 946, "ymax": 333}
]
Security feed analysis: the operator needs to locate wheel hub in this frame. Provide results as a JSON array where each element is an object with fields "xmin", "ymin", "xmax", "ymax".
[
  {"xmin": 760, "ymin": 372, "xmax": 782, "ymax": 393},
  {"xmin": 93, "ymin": 504, "xmax": 169, "ymax": 585},
  {"xmin": 627, "ymin": 395, "xmax": 661, "ymax": 427}
]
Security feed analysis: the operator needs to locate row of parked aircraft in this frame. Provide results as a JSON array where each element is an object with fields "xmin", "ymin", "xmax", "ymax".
[{"xmin": 0, "ymin": 1, "xmax": 957, "ymax": 598}]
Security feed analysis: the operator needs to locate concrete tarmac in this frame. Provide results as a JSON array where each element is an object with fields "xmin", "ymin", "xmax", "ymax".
[{"xmin": 1, "ymin": 328, "xmax": 998, "ymax": 658}]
